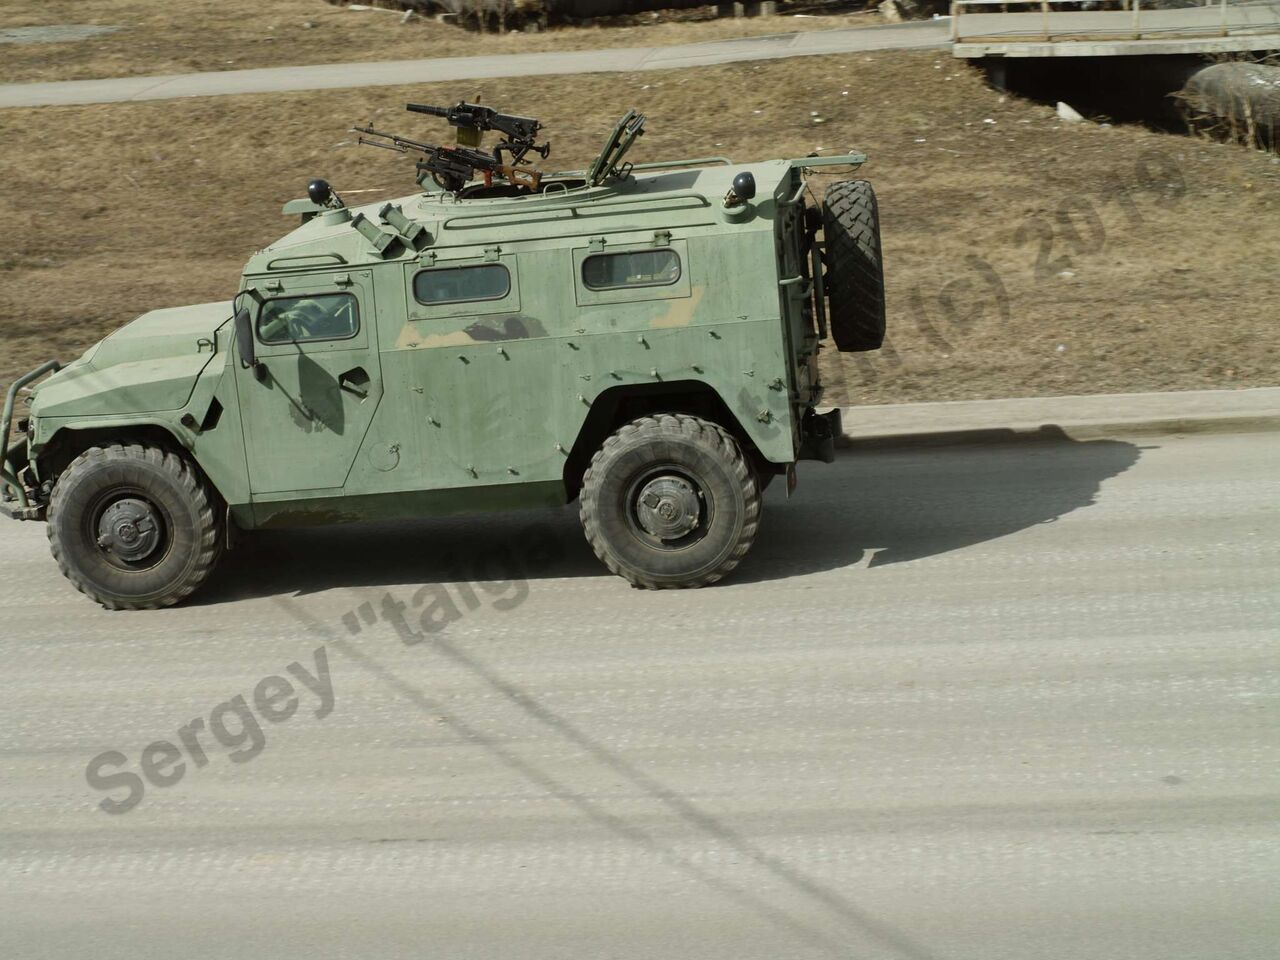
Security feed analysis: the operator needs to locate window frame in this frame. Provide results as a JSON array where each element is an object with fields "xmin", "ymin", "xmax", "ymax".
[
  {"xmin": 572, "ymin": 238, "xmax": 691, "ymax": 308},
  {"xmin": 580, "ymin": 248, "xmax": 682, "ymax": 292},
  {"xmin": 403, "ymin": 253, "xmax": 522, "ymax": 323},
  {"xmin": 411, "ymin": 262, "xmax": 512, "ymax": 307},
  {"xmin": 255, "ymin": 290, "xmax": 362, "ymax": 346}
]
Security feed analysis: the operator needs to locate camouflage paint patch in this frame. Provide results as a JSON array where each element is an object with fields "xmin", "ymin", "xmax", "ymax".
[
  {"xmin": 395, "ymin": 326, "xmax": 473, "ymax": 350},
  {"xmin": 464, "ymin": 314, "xmax": 547, "ymax": 341},
  {"xmin": 396, "ymin": 314, "xmax": 547, "ymax": 349},
  {"xmin": 650, "ymin": 286, "xmax": 704, "ymax": 329}
]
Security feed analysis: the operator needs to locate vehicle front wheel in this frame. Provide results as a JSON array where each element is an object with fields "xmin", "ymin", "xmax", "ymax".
[
  {"xmin": 47, "ymin": 444, "xmax": 223, "ymax": 610},
  {"xmin": 579, "ymin": 414, "xmax": 761, "ymax": 589}
]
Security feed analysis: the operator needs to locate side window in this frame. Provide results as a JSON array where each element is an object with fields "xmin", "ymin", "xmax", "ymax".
[
  {"xmin": 413, "ymin": 264, "xmax": 511, "ymax": 305},
  {"xmin": 257, "ymin": 293, "xmax": 359, "ymax": 344},
  {"xmin": 582, "ymin": 249, "xmax": 681, "ymax": 291}
]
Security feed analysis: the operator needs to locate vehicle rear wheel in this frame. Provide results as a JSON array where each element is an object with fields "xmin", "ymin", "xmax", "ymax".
[
  {"xmin": 47, "ymin": 444, "xmax": 223, "ymax": 610},
  {"xmin": 579, "ymin": 414, "xmax": 761, "ymax": 589},
  {"xmin": 822, "ymin": 179, "xmax": 886, "ymax": 352}
]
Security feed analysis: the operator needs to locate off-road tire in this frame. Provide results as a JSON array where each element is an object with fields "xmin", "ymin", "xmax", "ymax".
[
  {"xmin": 579, "ymin": 414, "xmax": 761, "ymax": 589},
  {"xmin": 822, "ymin": 179, "xmax": 886, "ymax": 352},
  {"xmin": 47, "ymin": 444, "xmax": 223, "ymax": 610}
]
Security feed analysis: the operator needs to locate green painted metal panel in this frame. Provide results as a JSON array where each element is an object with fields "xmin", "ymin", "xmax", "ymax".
[{"xmin": 233, "ymin": 271, "xmax": 383, "ymax": 494}]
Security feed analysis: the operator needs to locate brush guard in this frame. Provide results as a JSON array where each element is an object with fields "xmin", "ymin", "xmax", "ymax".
[{"xmin": 1, "ymin": 360, "xmax": 60, "ymax": 521}]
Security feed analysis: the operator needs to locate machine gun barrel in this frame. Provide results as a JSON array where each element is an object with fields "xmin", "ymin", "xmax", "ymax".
[
  {"xmin": 356, "ymin": 137, "xmax": 408, "ymax": 154},
  {"xmin": 406, "ymin": 101, "xmax": 543, "ymax": 146},
  {"xmin": 405, "ymin": 103, "xmax": 451, "ymax": 121},
  {"xmin": 351, "ymin": 125, "xmax": 436, "ymax": 154}
]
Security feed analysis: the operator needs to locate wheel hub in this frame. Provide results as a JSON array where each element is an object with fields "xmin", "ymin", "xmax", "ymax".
[
  {"xmin": 96, "ymin": 498, "xmax": 162, "ymax": 562},
  {"xmin": 634, "ymin": 475, "xmax": 701, "ymax": 540}
]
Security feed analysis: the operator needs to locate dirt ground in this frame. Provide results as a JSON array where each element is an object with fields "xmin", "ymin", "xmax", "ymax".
[
  {"xmin": 2, "ymin": 51, "xmax": 1278, "ymax": 406},
  {"xmin": 0, "ymin": 0, "xmax": 880, "ymax": 83}
]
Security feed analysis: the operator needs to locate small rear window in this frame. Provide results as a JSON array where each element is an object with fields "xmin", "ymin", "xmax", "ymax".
[
  {"xmin": 582, "ymin": 249, "xmax": 681, "ymax": 291},
  {"xmin": 413, "ymin": 264, "xmax": 510, "ymax": 305}
]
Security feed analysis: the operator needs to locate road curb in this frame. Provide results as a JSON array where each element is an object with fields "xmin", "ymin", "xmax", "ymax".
[{"xmin": 833, "ymin": 387, "xmax": 1280, "ymax": 447}]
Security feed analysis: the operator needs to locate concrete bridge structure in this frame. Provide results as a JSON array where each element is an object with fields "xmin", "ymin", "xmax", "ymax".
[{"xmin": 951, "ymin": 0, "xmax": 1280, "ymax": 58}]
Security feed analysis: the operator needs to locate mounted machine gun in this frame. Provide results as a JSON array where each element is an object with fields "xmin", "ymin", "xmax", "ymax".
[{"xmin": 353, "ymin": 100, "xmax": 550, "ymax": 193}]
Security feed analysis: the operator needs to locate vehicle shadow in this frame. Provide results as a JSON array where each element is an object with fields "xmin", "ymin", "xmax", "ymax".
[
  {"xmin": 737, "ymin": 425, "xmax": 1142, "ymax": 582},
  {"xmin": 196, "ymin": 425, "xmax": 1141, "ymax": 603}
]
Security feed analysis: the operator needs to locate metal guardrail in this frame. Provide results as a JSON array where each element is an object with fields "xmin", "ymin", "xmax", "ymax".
[{"xmin": 950, "ymin": 0, "xmax": 1270, "ymax": 44}]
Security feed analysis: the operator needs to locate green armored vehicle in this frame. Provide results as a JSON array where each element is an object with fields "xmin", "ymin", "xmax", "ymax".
[{"xmin": 1, "ymin": 103, "xmax": 885, "ymax": 609}]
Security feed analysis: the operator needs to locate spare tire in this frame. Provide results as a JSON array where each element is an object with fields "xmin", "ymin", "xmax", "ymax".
[{"xmin": 821, "ymin": 179, "xmax": 886, "ymax": 352}]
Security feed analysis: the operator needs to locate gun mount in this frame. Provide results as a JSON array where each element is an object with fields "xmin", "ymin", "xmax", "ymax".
[
  {"xmin": 354, "ymin": 101, "xmax": 653, "ymax": 197},
  {"xmin": 352, "ymin": 124, "xmax": 542, "ymax": 193},
  {"xmin": 354, "ymin": 100, "xmax": 551, "ymax": 194}
]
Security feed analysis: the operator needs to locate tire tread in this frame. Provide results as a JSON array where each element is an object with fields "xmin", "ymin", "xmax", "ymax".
[
  {"xmin": 822, "ymin": 179, "xmax": 886, "ymax": 353},
  {"xmin": 579, "ymin": 414, "xmax": 760, "ymax": 589},
  {"xmin": 46, "ymin": 443, "xmax": 223, "ymax": 610}
]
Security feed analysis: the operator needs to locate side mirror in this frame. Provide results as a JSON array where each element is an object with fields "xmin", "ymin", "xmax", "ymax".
[{"xmin": 234, "ymin": 307, "xmax": 261, "ymax": 378}]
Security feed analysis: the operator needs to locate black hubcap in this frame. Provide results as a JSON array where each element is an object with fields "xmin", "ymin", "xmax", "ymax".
[
  {"xmin": 96, "ymin": 497, "xmax": 163, "ymax": 563},
  {"xmin": 628, "ymin": 471, "xmax": 708, "ymax": 547}
]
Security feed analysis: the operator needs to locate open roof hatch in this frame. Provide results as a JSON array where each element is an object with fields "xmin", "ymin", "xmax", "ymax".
[{"xmin": 586, "ymin": 111, "xmax": 646, "ymax": 187}]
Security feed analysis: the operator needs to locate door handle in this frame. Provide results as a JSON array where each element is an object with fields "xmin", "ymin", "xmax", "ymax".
[{"xmin": 338, "ymin": 366, "xmax": 370, "ymax": 400}]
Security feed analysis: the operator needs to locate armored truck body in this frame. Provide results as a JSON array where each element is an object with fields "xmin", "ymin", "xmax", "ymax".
[{"xmin": 2, "ymin": 109, "xmax": 885, "ymax": 607}]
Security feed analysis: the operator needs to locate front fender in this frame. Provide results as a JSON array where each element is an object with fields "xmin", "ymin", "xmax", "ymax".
[{"xmin": 28, "ymin": 351, "xmax": 249, "ymax": 519}]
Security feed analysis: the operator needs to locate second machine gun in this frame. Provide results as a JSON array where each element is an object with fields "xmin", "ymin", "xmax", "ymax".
[{"xmin": 353, "ymin": 100, "xmax": 550, "ymax": 193}]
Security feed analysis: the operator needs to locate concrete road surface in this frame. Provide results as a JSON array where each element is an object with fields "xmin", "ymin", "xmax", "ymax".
[
  {"xmin": 0, "ymin": 22, "xmax": 949, "ymax": 109},
  {"xmin": 1, "ymin": 429, "xmax": 1277, "ymax": 959}
]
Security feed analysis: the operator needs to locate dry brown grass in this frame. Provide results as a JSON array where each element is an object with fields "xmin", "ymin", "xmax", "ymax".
[
  {"xmin": 0, "ymin": 0, "xmax": 880, "ymax": 83},
  {"xmin": 2, "ymin": 51, "xmax": 1278, "ymax": 405}
]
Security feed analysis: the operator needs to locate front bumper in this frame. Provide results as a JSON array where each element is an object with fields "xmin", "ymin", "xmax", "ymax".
[
  {"xmin": 0, "ymin": 497, "xmax": 43, "ymax": 521},
  {"xmin": 0, "ymin": 436, "xmax": 43, "ymax": 521}
]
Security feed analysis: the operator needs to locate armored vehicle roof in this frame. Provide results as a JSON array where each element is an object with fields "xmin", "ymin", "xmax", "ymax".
[{"xmin": 245, "ymin": 156, "xmax": 862, "ymax": 275}]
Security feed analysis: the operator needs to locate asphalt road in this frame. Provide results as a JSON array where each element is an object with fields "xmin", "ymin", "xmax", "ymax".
[
  {"xmin": 6, "ymin": 4, "xmax": 1280, "ymax": 109},
  {"xmin": 2, "ymin": 429, "xmax": 1277, "ymax": 960},
  {"xmin": 0, "ymin": 22, "xmax": 949, "ymax": 108}
]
